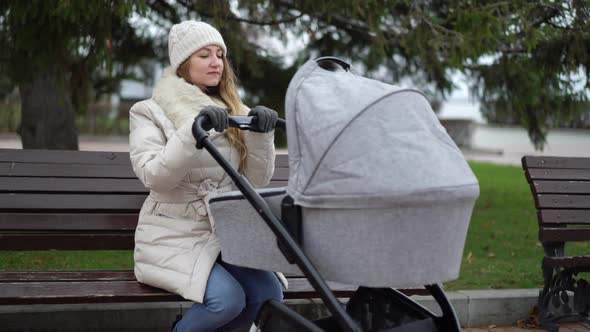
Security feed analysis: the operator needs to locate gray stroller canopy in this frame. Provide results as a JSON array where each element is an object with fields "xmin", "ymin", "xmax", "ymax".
[
  {"xmin": 210, "ymin": 58, "xmax": 479, "ymax": 287},
  {"xmin": 285, "ymin": 59, "xmax": 479, "ymax": 209}
]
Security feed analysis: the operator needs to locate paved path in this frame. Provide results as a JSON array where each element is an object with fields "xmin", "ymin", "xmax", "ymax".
[
  {"xmin": 2, "ymin": 128, "xmax": 589, "ymax": 166},
  {"xmin": 466, "ymin": 125, "xmax": 590, "ymax": 166},
  {"xmin": 463, "ymin": 322, "xmax": 589, "ymax": 331}
]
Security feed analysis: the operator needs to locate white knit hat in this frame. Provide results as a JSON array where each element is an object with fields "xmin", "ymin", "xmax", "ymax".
[{"xmin": 168, "ymin": 21, "xmax": 227, "ymax": 72}]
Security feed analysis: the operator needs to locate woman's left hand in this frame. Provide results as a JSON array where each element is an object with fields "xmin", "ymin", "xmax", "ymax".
[{"xmin": 248, "ymin": 106, "xmax": 278, "ymax": 133}]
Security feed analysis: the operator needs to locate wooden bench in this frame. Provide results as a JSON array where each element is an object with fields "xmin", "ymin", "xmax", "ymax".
[
  {"xmin": 522, "ymin": 155, "xmax": 590, "ymax": 331},
  {"xmin": 0, "ymin": 148, "xmax": 367, "ymax": 306}
]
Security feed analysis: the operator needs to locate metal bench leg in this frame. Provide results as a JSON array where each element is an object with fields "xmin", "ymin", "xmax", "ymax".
[
  {"xmin": 538, "ymin": 243, "xmax": 565, "ymax": 331},
  {"xmin": 538, "ymin": 267, "xmax": 590, "ymax": 332}
]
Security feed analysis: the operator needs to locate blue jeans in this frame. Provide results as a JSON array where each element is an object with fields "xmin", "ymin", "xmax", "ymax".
[{"xmin": 173, "ymin": 260, "xmax": 284, "ymax": 332}]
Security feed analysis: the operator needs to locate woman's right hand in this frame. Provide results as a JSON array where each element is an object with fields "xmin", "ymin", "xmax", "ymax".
[{"xmin": 200, "ymin": 106, "xmax": 229, "ymax": 132}]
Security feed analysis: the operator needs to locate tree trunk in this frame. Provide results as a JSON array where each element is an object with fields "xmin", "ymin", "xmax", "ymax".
[{"xmin": 18, "ymin": 68, "xmax": 78, "ymax": 150}]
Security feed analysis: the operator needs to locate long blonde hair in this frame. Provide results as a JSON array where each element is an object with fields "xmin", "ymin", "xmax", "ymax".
[{"xmin": 177, "ymin": 56, "xmax": 248, "ymax": 170}]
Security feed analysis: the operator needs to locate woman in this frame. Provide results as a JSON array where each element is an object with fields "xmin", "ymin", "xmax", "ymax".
[{"xmin": 128, "ymin": 20, "xmax": 284, "ymax": 332}]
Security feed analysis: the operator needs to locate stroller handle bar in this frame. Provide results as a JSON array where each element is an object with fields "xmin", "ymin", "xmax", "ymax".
[
  {"xmin": 193, "ymin": 114, "xmax": 285, "ymax": 149},
  {"xmin": 229, "ymin": 115, "xmax": 286, "ymax": 131},
  {"xmin": 316, "ymin": 56, "xmax": 351, "ymax": 71}
]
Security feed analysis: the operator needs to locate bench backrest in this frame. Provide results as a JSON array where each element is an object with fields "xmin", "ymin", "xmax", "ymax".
[
  {"xmin": 0, "ymin": 148, "xmax": 288, "ymax": 251},
  {"xmin": 521, "ymin": 155, "xmax": 590, "ymax": 243}
]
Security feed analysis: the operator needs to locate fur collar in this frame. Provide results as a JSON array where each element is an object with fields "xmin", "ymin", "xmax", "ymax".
[{"xmin": 152, "ymin": 67, "xmax": 226, "ymax": 128}]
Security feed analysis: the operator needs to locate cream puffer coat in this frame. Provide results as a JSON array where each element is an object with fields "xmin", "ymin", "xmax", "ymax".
[{"xmin": 129, "ymin": 68, "xmax": 280, "ymax": 303}]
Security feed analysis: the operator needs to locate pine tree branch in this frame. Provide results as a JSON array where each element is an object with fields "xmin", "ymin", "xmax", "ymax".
[
  {"xmin": 146, "ymin": 0, "xmax": 181, "ymax": 24},
  {"xmin": 229, "ymin": 12, "xmax": 305, "ymax": 25},
  {"xmin": 195, "ymin": 6, "xmax": 304, "ymax": 25}
]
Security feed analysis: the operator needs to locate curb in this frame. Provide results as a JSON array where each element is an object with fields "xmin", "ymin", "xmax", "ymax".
[
  {"xmin": 0, "ymin": 289, "xmax": 539, "ymax": 331},
  {"xmin": 415, "ymin": 288, "xmax": 539, "ymax": 327}
]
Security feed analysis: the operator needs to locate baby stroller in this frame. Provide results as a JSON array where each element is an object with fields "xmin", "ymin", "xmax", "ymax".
[{"xmin": 193, "ymin": 57, "xmax": 480, "ymax": 331}]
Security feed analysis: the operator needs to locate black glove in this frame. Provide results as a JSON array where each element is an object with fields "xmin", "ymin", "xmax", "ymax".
[
  {"xmin": 200, "ymin": 105, "xmax": 229, "ymax": 132},
  {"xmin": 248, "ymin": 105, "xmax": 278, "ymax": 133}
]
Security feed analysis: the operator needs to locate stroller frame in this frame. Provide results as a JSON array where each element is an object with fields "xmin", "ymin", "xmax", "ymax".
[{"xmin": 193, "ymin": 75, "xmax": 462, "ymax": 331}]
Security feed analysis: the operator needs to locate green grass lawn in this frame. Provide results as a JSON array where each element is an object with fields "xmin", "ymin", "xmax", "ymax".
[
  {"xmin": 1, "ymin": 161, "xmax": 588, "ymax": 290},
  {"xmin": 446, "ymin": 161, "xmax": 588, "ymax": 290}
]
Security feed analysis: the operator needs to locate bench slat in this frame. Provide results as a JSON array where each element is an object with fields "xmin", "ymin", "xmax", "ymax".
[
  {"xmin": 0, "ymin": 177, "xmax": 148, "ymax": 193},
  {"xmin": 0, "ymin": 189, "xmax": 290, "ymax": 212},
  {"xmin": 0, "ymin": 162, "xmax": 137, "ymax": 178},
  {"xmin": 0, "ymin": 213, "xmax": 139, "ymax": 231},
  {"xmin": 522, "ymin": 156, "xmax": 590, "ymax": 169},
  {"xmin": 539, "ymin": 228, "xmax": 590, "ymax": 242},
  {"xmin": 269, "ymin": 167, "xmax": 288, "ymax": 181},
  {"xmin": 0, "ymin": 234, "xmax": 134, "ymax": 250},
  {"xmin": 0, "ymin": 271, "xmax": 137, "ymax": 282},
  {"xmin": 0, "ymin": 163, "xmax": 288, "ymax": 180},
  {"xmin": 526, "ymin": 168, "xmax": 590, "ymax": 181},
  {"xmin": 535, "ymin": 194, "xmax": 590, "ymax": 209},
  {"xmin": 531, "ymin": 180, "xmax": 590, "ymax": 194},
  {"xmin": 0, "ymin": 149, "xmax": 289, "ymax": 168},
  {"xmin": 543, "ymin": 255, "xmax": 590, "ymax": 269},
  {"xmin": 0, "ymin": 281, "xmax": 182, "ymax": 305},
  {"xmin": 0, "ymin": 163, "xmax": 10, "ymax": 175},
  {"xmin": 275, "ymin": 154, "xmax": 288, "ymax": 167},
  {"xmin": 0, "ymin": 178, "xmax": 285, "ymax": 195},
  {"xmin": 0, "ymin": 271, "xmax": 356, "ymax": 293},
  {"xmin": 0, "ymin": 149, "xmax": 132, "ymax": 165},
  {"xmin": 266, "ymin": 180, "xmax": 288, "ymax": 188},
  {"xmin": 538, "ymin": 210, "xmax": 590, "ymax": 224},
  {"xmin": 0, "ymin": 193, "xmax": 146, "ymax": 211},
  {"xmin": 286, "ymin": 278, "xmax": 358, "ymax": 299},
  {"xmin": 0, "ymin": 157, "xmax": 287, "ymax": 180},
  {"xmin": 0, "ymin": 270, "xmax": 425, "ymax": 305}
]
